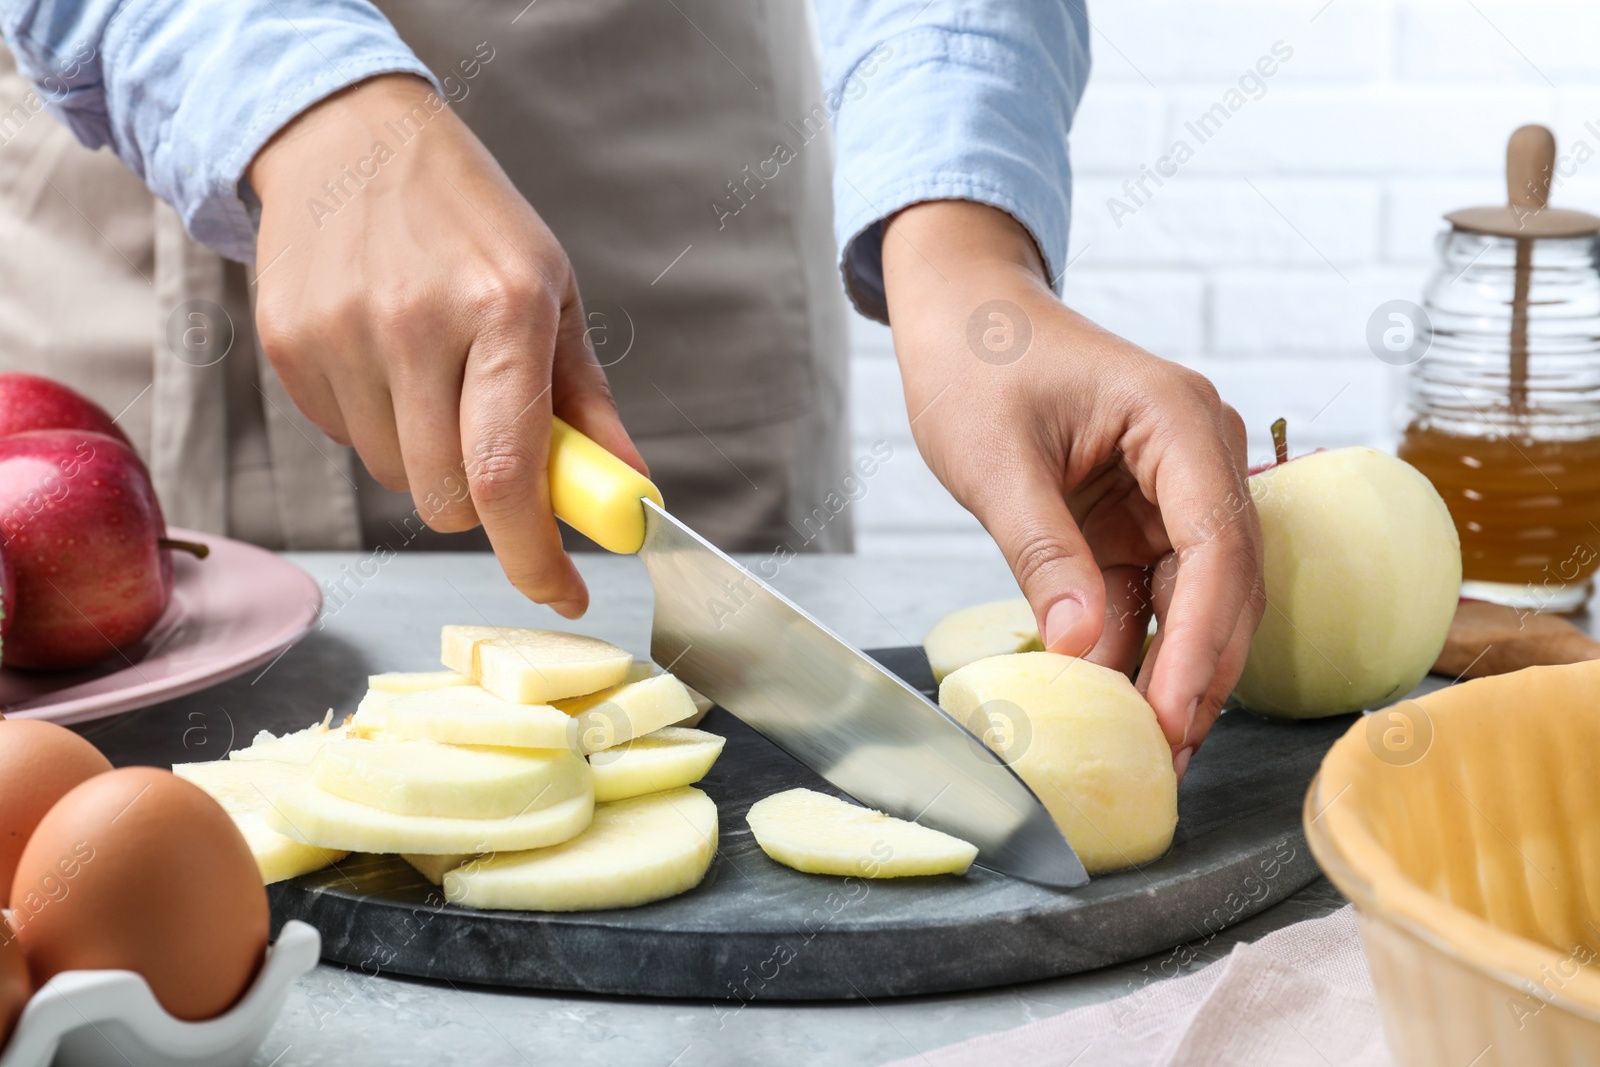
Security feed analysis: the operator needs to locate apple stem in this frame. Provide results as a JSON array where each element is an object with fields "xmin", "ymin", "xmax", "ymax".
[
  {"xmin": 1271, "ymin": 418, "xmax": 1289, "ymax": 466},
  {"xmin": 159, "ymin": 537, "xmax": 210, "ymax": 560}
]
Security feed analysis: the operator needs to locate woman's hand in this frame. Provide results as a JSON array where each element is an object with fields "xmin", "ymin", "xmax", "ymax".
[
  {"xmin": 882, "ymin": 200, "xmax": 1265, "ymax": 776},
  {"xmin": 249, "ymin": 74, "xmax": 646, "ymax": 616}
]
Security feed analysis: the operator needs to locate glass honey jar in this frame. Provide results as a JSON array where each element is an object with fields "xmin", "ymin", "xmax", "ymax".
[{"xmin": 1397, "ymin": 126, "xmax": 1600, "ymax": 612}]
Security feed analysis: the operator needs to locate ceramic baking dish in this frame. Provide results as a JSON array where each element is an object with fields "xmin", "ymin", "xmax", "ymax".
[{"xmin": 1305, "ymin": 660, "xmax": 1600, "ymax": 1066}]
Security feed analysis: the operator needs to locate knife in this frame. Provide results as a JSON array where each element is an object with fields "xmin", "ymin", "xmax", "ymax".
[{"xmin": 547, "ymin": 417, "xmax": 1087, "ymax": 888}]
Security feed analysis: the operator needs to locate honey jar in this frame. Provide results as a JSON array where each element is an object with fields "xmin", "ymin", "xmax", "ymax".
[{"xmin": 1397, "ymin": 126, "xmax": 1600, "ymax": 612}]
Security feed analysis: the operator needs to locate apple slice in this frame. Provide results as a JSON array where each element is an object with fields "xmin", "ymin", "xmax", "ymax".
[
  {"xmin": 173, "ymin": 759, "xmax": 348, "ymax": 884},
  {"xmin": 353, "ymin": 688, "xmax": 395, "ymax": 722},
  {"xmin": 229, "ymin": 711, "xmax": 352, "ymax": 764},
  {"xmin": 682, "ymin": 685, "xmax": 713, "ymax": 728},
  {"xmin": 440, "ymin": 625, "xmax": 634, "ymax": 704},
  {"xmin": 923, "ymin": 598, "xmax": 1042, "ymax": 683},
  {"xmin": 625, "ymin": 659, "xmax": 713, "ymax": 726},
  {"xmin": 443, "ymin": 787, "xmax": 717, "ymax": 911},
  {"xmin": 402, "ymin": 852, "xmax": 470, "ymax": 886},
  {"xmin": 368, "ymin": 670, "xmax": 470, "ymax": 694},
  {"xmin": 746, "ymin": 788, "xmax": 977, "ymax": 878},
  {"xmin": 939, "ymin": 651, "xmax": 1176, "ymax": 874},
  {"xmin": 620, "ymin": 662, "xmax": 656, "ymax": 684},
  {"xmin": 354, "ymin": 685, "xmax": 577, "ymax": 749},
  {"xmin": 589, "ymin": 726, "xmax": 725, "ymax": 802},
  {"xmin": 311, "ymin": 738, "xmax": 589, "ymax": 819},
  {"xmin": 555, "ymin": 673, "xmax": 698, "ymax": 754},
  {"xmin": 615, "ymin": 660, "xmax": 712, "ymax": 726},
  {"xmin": 476, "ymin": 634, "xmax": 634, "ymax": 704},
  {"xmin": 266, "ymin": 781, "xmax": 593, "ymax": 855},
  {"xmin": 439, "ymin": 625, "xmax": 504, "ymax": 677}
]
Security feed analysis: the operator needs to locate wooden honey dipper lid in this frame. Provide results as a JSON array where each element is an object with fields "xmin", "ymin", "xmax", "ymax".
[{"xmin": 1446, "ymin": 124, "xmax": 1600, "ymax": 239}]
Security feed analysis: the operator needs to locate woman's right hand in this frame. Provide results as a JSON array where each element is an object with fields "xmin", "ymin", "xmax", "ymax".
[{"xmin": 248, "ymin": 74, "xmax": 645, "ymax": 616}]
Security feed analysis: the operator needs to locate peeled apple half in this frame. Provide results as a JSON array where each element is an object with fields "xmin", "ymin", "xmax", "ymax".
[
  {"xmin": 746, "ymin": 788, "xmax": 977, "ymax": 878},
  {"xmin": 923, "ymin": 598, "xmax": 1041, "ymax": 683},
  {"xmin": 939, "ymin": 652, "xmax": 1176, "ymax": 874},
  {"xmin": 1237, "ymin": 445, "xmax": 1461, "ymax": 718},
  {"xmin": 444, "ymin": 787, "xmax": 718, "ymax": 911}
]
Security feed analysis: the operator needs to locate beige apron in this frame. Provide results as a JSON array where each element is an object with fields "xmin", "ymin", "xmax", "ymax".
[{"xmin": 0, "ymin": 0, "xmax": 849, "ymax": 555}]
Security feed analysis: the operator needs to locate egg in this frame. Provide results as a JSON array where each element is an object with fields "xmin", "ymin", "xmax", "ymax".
[
  {"xmin": 10, "ymin": 767, "xmax": 268, "ymax": 1021},
  {"xmin": 0, "ymin": 924, "xmax": 29, "ymax": 1048},
  {"xmin": 0, "ymin": 719, "xmax": 111, "ymax": 897}
]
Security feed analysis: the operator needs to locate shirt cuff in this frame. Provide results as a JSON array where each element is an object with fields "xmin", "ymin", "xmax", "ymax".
[
  {"xmin": 106, "ymin": 1, "xmax": 437, "ymax": 263},
  {"xmin": 830, "ymin": 25, "xmax": 1081, "ymax": 324}
]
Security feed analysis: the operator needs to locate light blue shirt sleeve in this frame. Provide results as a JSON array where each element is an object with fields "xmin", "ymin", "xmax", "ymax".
[
  {"xmin": 813, "ymin": 1, "xmax": 1090, "ymax": 323},
  {"xmin": 0, "ymin": 0, "xmax": 437, "ymax": 263}
]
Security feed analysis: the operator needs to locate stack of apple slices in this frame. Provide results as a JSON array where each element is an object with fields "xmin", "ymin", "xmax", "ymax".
[
  {"xmin": 172, "ymin": 711, "xmax": 354, "ymax": 884},
  {"xmin": 174, "ymin": 626, "xmax": 726, "ymax": 912}
]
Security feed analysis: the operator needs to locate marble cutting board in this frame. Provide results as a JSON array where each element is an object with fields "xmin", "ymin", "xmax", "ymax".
[{"xmin": 267, "ymin": 647, "xmax": 1354, "ymax": 1000}]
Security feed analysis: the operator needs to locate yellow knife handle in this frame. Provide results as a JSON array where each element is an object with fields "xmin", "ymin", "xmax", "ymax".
[{"xmin": 548, "ymin": 417, "xmax": 664, "ymax": 554}]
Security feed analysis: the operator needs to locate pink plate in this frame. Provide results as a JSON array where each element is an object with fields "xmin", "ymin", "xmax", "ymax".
[{"xmin": 0, "ymin": 528, "xmax": 322, "ymax": 726}]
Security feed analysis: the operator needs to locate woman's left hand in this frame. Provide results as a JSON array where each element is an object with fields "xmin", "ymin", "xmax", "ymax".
[{"xmin": 881, "ymin": 200, "xmax": 1265, "ymax": 777}]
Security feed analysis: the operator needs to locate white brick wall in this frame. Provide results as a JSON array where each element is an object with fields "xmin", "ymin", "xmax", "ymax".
[{"xmin": 850, "ymin": 0, "xmax": 1597, "ymax": 557}]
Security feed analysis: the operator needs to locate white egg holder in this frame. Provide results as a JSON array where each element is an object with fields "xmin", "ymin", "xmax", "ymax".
[{"xmin": 0, "ymin": 921, "xmax": 318, "ymax": 1067}]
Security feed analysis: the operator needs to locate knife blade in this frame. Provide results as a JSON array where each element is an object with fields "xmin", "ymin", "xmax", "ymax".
[{"xmin": 547, "ymin": 418, "xmax": 1087, "ymax": 887}]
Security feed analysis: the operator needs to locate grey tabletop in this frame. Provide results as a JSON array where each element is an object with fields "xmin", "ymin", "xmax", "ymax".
[{"xmin": 85, "ymin": 550, "xmax": 1347, "ymax": 1067}]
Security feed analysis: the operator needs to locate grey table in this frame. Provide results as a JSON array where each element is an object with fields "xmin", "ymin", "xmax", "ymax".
[{"xmin": 78, "ymin": 551, "xmax": 1348, "ymax": 1067}]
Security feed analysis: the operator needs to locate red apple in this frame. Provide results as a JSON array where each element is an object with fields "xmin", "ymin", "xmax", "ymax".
[
  {"xmin": 0, "ymin": 430, "xmax": 173, "ymax": 669},
  {"xmin": 0, "ymin": 374, "xmax": 131, "ymax": 448},
  {"xmin": 0, "ymin": 544, "xmax": 12, "ymax": 640}
]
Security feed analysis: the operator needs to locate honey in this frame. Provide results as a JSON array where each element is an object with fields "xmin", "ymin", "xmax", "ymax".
[
  {"xmin": 1397, "ymin": 422, "xmax": 1600, "ymax": 594},
  {"xmin": 1400, "ymin": 126, "xmax": 1600, "ymax": 610}
]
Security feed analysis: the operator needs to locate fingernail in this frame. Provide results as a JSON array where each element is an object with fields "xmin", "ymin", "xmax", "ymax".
[
  {"xmin": 1043, "ymin": 597, "xmax": 1086, "ymax": 652},
  {"xmin": 1181, "ymin": 697, "xmax": 1199, "ymax": 745},
  {"xmin": 550, "ymin": 598, "xmax": 585, "ymax": 619},
  {"xmin": 1174, "ymin": 746, "xmax": 1194, "ymax": 782}
]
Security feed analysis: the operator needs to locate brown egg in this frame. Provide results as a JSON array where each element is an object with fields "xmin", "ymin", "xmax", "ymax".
[
  {"xmin": 0, "ymin": 922, "xmax": 30, "ymax": 1047},
  {"xmin": 10, "ymin": 767, "xmax": 268, "ymax": 1021},
  {"xmin": 0, "ymin": 719, "xmax": 111, "ymax": 897}
]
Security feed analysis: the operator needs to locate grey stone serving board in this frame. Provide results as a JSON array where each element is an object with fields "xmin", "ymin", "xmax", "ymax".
[{"xmin": 263, "ymin": 647, "xmax": 1355, "ymax": 1000}]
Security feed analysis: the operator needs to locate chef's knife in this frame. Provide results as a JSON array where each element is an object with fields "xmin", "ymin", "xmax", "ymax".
[{"xmin": 547, "ymin": 417, "xmax": 1087, "ymax": 888}]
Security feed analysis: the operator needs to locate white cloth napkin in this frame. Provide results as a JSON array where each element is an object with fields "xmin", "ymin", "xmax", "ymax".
[{"xmin": 884, "ymin": 905, "xmax": 1391, "ymax": 1067}]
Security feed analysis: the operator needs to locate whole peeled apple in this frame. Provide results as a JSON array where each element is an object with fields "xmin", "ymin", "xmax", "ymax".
[
  {"xmin": 0, "ymin": 430, "xmax": 179, "ymax": 670},
  {"xmin": 0, "ymin": 373, "xmax": 132, "ymax": 448},
  {"xmin": 1235, "ymin": 427, "xmax": 1461, "ymax": 719}
]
